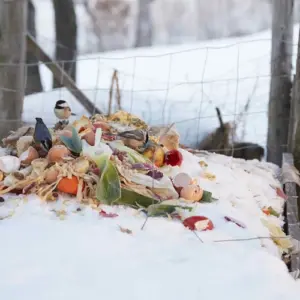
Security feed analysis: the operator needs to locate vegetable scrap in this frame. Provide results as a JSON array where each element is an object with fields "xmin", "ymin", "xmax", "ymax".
[
  {"xmin": 0, "ymin": 109, "xmax": 295, "ymax": 258},
  {"xmin": 119, "ymin": 226, "xmax": 132, "ymax": 235},
  {"xmin": 183, "ymin": 216, "xmax": 214, "ymax": 231},
  {"xmin": 224, "ymin": 216, "xmax": 246, "ymax": 228},
  {"xmin": 99, "ymin": 210, "xmax": 119, "ymax": 218},
  {"xmin": 0, "ymin": 111, "xmax": 208, "ymax": 207}
]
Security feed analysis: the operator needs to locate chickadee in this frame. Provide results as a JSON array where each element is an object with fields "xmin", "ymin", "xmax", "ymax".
[
  {"xmin": 54, "ymin": 100, "xmax": 76, "ymax": 123},
  {"xmin": 33, "ymin": 117, "xmax": 53, "ymax": 152},
  {"xmin": 117, "ymin": 129, "xmax": 149, "ymax": 150}
]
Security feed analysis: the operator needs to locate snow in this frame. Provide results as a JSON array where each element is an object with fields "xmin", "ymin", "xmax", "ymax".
[
  {"xmin": 32, "ymin": 0, "xmax": 299, "ymax": 51},
  {"xmin": 24, "ymin": 24, "xmax": 299, "ymax": 149},
  {"xmin": 1, "ymin": 149, "xmax": 300, "ymax": 299},
  {"xmin": 2, "ymin": 1, "xmax": 299, "ymax": 298}
]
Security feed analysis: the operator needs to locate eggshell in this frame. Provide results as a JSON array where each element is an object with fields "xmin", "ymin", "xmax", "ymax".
[{"xmin": 47, "ymin": 145, "xmax": 70, "ymax": 163}]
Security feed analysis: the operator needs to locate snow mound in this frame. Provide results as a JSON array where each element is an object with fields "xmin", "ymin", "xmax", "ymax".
[{"xmin": 1, "ymin": 151, "xmax": 299, "ymax": 299}]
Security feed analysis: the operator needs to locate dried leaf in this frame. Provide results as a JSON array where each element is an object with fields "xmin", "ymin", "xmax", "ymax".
[
  {"xmin": 203, "ymin": 171, "xmax": 216, "ymax": 180},
  {"xmin": 119, "ymin": 226, "xmax": 132, "ymax": 234},
  {"xmin": 51, "ymin": 209, "xmax": 67, "ymax": 220},
  {"xmin": 224, "ymin": 216, "xmax": 246, "ymax": 228},
  {"xmin": 99, "ymin": 210, "xmax": 118, "ymax": 218},
  {"xmin": 147, "ymin": 203, "xmax": 192, "ymax": 217},
  {"xmin": 276, "ymin": 187, "xmax": 287, "ymax": 200}
]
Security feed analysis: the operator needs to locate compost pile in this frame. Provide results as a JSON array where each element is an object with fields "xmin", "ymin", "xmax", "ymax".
[
  {"xmin": 0, "ymin": 111, "xmax": 294, "ymax": 257},
  {"xmin": 0, "ymin": 111, "xmax": 210, "ymax": 206}
]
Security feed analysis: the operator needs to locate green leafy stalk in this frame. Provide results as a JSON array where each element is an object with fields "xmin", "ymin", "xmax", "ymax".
[
  {"xmin": 116, "ymin": 188, "xmax": 159, "ymax": 208},
  {"xmin": 96, "ymin": 154, "xmax": 121, "ymax": 204},
  {"xmin": 60, "ymin": 127, "xmax": 82, "ymax": 154}
]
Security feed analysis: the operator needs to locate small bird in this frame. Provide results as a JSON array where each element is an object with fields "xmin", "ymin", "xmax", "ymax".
[
  {"xmin": 54, "ymin": 100, "xmax": 76, "ymax": 124},
  {"xmin": 117, "ymin": 129, "xmax": 149, "ymax": 150},
  {"xmin": 33, "ymin": 117, "xmax": 53, "ymax": 152}
]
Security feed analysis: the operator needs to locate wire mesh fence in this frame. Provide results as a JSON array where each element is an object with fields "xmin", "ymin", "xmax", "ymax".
[
  {"xmin": 0, "ymin": 27, "xmax": 300, "ymax": 154},
  {"xmin": 12, "ymin": 34, "xmax": 298, "ymax": 156}
]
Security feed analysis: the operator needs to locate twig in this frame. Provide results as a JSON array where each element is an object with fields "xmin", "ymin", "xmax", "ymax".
[
  {"xmin": 114, "ymin": 70, "xmax": 122, "ymax": 110},
  {"xmin": 215, "ymin": 107, "xmax": 224, "ymax": 130},
  {"xmin": 108, "ymin": 70, "xmax": 117, "ymax": 116},
  {"xmin": 213, "ymin": 236, "xmax": 291, "ymax": 243},
  {"xmin": 108, "ymin": 70, "xmax": 122, "ymax": 116},
  {"xmin": 141, "ymin": 214, "xmax": 149, "ymax": 230}
]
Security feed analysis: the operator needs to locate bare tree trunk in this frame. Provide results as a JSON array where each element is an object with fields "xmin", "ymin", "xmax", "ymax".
[
  {"xmin": 26, "ymin": 0, "xmax": 43, "ymax": 95},
  {"xmin": 0, "ymin": 0, "xmax": 27, "ymax": 139},
  {"xmin": 293, "ymin": 28, "xmax": 300, "ymax": 185},
  {"xmin": 52, "ymin": 0, "xmax": 77, "ymax": 88},
  {"xmin": 267, "ymin": 0, "xmax": 294, "ymax": 166},
  {"xmin": 135, "ymin": 0, "xmax": 153, "ymax": 47}
]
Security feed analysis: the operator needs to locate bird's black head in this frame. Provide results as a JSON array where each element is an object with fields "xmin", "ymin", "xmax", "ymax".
[
  {"xmin": 35, "ymin": 117, "xmax": 44, "ymax": 123},
  {"xmin": 55, "ymin": 100, "xmax": 68, "ymax": 109}
]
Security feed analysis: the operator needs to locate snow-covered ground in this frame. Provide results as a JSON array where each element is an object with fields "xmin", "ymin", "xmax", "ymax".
[
  {"xmin": 1, "ymin": 150, "xmax": 300, "ymax": 299},
  {"xmin": 24, "ymin": 24, "xmax": 299, "ymax": 149}
]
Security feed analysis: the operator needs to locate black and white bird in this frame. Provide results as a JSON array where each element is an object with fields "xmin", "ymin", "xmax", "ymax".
[
  {"xmin": 33, "ymin": 117, "xmax": 53, "ymax": 152},
  {"xmin": 117, "ymin": 129, "xmax": 149, "ymax": 150},
  {"xmin": 54, "ymin": 100, "xmax": 76, "ymax": 123}
]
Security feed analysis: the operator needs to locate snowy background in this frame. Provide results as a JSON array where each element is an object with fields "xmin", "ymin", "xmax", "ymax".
[
  {"xmin": 27, "ymin": 0, "xmax": 300, "ymax": 149},
  {"xmin": 2, "ymin": 1, "xmax": 300, "ymax": 299},
  {"xmin": 34, "ymin": 0, "xmax": 300, "ymax": 54}
]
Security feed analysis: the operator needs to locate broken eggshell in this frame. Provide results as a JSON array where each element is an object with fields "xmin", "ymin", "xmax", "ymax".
[
  {"xmin": 4, "ymin": 166, "xmax": 33, "ymax": 187},
  {"xmin": 172, "ymin": 172, "xmax": 193, "ymax": 193},
  {"xmin": 0, "ymin": 155, "xmax": 21, "ymax": 173},
  {"xmin": 180, "ymin": 184, "xmax": 203, "ymax": 202},
  {"xmin": 47, "ymin": 145, "xmax": 70, "ymax": 163},
  {"xmin": 159, "ymin": 132, "xmax": 180, "ymax": 150},
  {"xmin": 19, "ymin": 146, "xmax": 39, "ymax": 166},
  {"xmin": 81, "ymin": 129, "xmax": 95, "ymax": 146},
  {"xmin": 44, "ymin": 167, "xmax": 60, "ymax": 184}
]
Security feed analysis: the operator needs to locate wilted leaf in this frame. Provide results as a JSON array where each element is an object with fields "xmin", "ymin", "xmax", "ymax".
[
  {"xmin": 116, "ymin": 187, "xmax": 159, "ymax": 209},
  {"xmin": 268, "ymin": 206, "xmax": 280, "ymax": 217},
  {"xmin": 147, "ymin": 203, "xmax": 192, "ymax": 217},
  {"xmin": 60, "ymin": 127, "xmax": 82, "ymax": 154},
  {"xmin": 96, "ymin": 155, "xmax": 121, "ymax": 204},
  {"xmin": 201, "ymin": 190, "xmax": 217, "ymax": 203}
]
